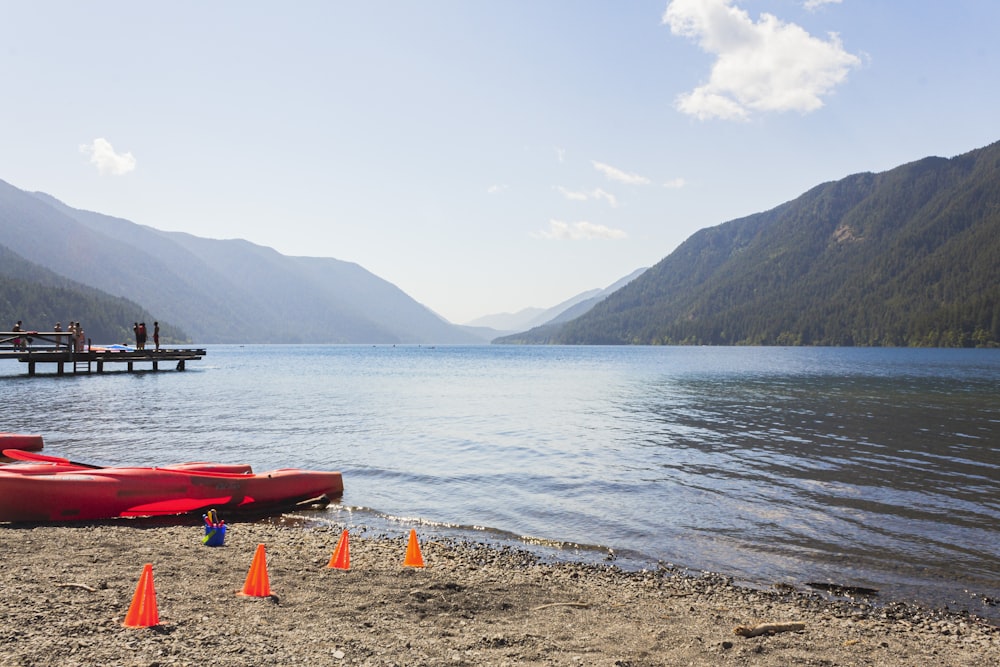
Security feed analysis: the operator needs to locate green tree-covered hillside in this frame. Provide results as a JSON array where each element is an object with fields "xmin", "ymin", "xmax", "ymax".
[
  {"xmin": 0, "ymin": 245, "xmax": 188, "ymax": 345},
  {"xmin": 498, "ymin": 141, "xmax": 1000, "ymax": 347}
]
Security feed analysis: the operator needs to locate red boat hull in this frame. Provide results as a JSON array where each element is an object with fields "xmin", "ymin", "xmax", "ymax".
[
  {"xmin": 0, "ymin": 466, "xmax": 343, "ymax": 522},
  {"xmin": 0, "ymin": 460, "xmax": 255, "ymax": 475},
  {"xmin": 0, "ymin": 433, "xmax": 44, "ymax": 452}
]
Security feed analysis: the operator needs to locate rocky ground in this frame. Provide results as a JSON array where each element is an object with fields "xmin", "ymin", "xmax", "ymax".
[{"xmin": 0, "ymin": 518, "xmax": 996, "ymax": 666}]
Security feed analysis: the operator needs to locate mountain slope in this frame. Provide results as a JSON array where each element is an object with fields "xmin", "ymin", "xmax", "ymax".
[
  {"xmin": 502, "ymin": 141, "xmax": 1000, "ymax": 347},
  {"xmin": 544, "ymin": 268, "xmax": 647, "ymax": 326},
  {"xmin": 0, "ymin": 244, "xmax": 186, "ymax": 343},
  {"xmin": 1, "ymin": 184, "xmax": 481, "ymax": 344}
]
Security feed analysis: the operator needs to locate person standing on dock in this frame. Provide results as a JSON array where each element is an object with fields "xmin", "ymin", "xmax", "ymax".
[
  {"xmin": 53, "ymin": 322, "xmax": 63, "ymax": 349},
  {"xmin": 12, "ymin": 321, "xmax": 23, "ymax": 350},
  {"xmin": 153, "ymin": 322, "xmax": 160, "ymax": 351},
  {"xmin": 133, "ymin": 322, "xmax": 140, "ymax": 349},
  {"xmin": 138, "ymin": 322, "xmax": 147, "ymax": 350}
]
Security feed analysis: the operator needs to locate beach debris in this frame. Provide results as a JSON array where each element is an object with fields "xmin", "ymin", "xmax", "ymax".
[
  {"xmin": 55, "ymin": 582, "xmax": 98, "ymax": 592},
  {"xmin": 806, "ymin": 582, "xmax": 879, "ymax": 597},
  {"xmin": 532, "ymin": 601, "xmax": 591, "ymax": 611},
  {"xmin": 733, "ymin": 621, "xmax": 806, "ymax": 638},
  {"xmin": 967, "ymin": 590, "xmax": 998, "ymax": 607}
]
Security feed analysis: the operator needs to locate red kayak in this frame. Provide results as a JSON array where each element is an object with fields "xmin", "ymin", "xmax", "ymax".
[
  {"xmin": 0, "ymin": 433, "xmax": 44, "ymax": 452},
  {"xmin": 0, "ymin": 449, "xmax": 253, "ymax": 475},
  {"xmin": 0, "ymin": 464, "xmax": 343, "ymax": 522},
  {"xmin": 0, "ymin": 460, "xmax": 254, "ymax": 475}
]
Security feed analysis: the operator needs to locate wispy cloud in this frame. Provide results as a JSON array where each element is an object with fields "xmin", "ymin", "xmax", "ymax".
[
  {"xmin": 487, "ymin": 184, "xmax": 509, "ymax": 194},
  {"xmin": 556, "ymin": 186, "xmax": 618, "ymax": 207},
  {"xmin": 534, "ymin": 219, "xmax": 628, "ymax": 241},
  {"xmin": 804, "ymin": 0, "xmax": 841, "ymax": 10},
  {"xmin": 662, "ymin": 177, "xmax": 687, "ymax": 189},
  {"xmin": 79, "ymin": 138, "xmax": 136, "ymax": 175},
  {"xmin": 554, "ymin": 146, "xmax": 566, "ymax": 163},
  {"xmin": 591, "ymin": 161, "xmax": 650, "ymax": 185},
  {"xmin": 662, "ymin": 0, "xmax": 861, "ymax": 121}
]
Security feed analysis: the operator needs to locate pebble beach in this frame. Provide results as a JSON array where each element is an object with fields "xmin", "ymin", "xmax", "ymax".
[{"xmin": 0, "ymin": 518, "xmax": 996, "ymax": 666}]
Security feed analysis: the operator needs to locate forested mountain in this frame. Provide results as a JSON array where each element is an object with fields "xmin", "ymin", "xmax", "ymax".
[
  {"xmin": 498, "ymin": 141, "xmax": 1000, "ymax": 347},
  {"xmin": 0, "ymin": 182, "xmax": 482, "ymax": 344},
  {"xmin": 0, "ymin": 244, "xmax": 187, "ymax": 344}
]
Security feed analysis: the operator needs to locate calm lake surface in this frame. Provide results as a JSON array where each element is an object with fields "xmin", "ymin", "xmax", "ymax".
[{"xmin": 2, "ymin": 345, "xmax": 997, "ymax": 617}]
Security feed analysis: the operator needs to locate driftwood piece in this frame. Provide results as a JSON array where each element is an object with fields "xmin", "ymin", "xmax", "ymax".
[
  {"xmin": 55, "ymin": 582, "xmax": 98, "ymax": 592},
  {"xmin": 532, "ymin": 601, "xmax": 590, "ymax": 611},
  {"xmin": 733, "ymin": 621, "xmax": 806, "ymax": 638},
  {"xmin": 806, "ymin": 582, "xmax": 879, "ymax": 596}
]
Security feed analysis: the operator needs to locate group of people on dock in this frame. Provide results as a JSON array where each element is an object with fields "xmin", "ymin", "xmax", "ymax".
[
  {"xmin": 60, "ymin": 322, "xmax": 87, "ymax": 352},
  {"xmin": 133, "ymin": 321, "xmax": 160, "ymax": 351},
  {"xmin": 9, "ymin": 320, "xmax": 87, "ymax": 352},
  {"xmin": 8, "ymin": 319, "xmax": 163, "ymax": 353}
]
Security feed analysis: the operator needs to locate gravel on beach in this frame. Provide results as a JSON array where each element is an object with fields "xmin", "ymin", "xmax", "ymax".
[{"xmin": 0, "ymin": 518, "xmax": 996, "ymax": 666}]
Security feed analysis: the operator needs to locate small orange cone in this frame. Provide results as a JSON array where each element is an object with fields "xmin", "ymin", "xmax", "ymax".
[
  {"xmin": 239, "ymin": 543, "xmax": 272, "ymax": 597},
  {"xmin": 123, "ymin": 563, "xmax": 159, "ymax": 628},
  {"xmin": 403, "ymin": 529, "xmax": 425, "ymax": 568},
  {"xmin": 327, "ymin": 530, "xmax": 350, "ymax": 570}
]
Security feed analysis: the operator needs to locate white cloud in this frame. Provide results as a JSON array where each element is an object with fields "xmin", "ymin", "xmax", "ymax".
[
  {"xmin": 79, "ymin": 138, "xmax": 136, "ymax": 175},
  {"xmin": 534, "ymin": 219, "xmax": 628, "ymax": 241},
  {"xmin": 662, "ymin": 177, "xmax": 687, "ymax": 189},
  {"xmin": 592, "ymin": 188, "xmax": 618, "ymax": 206},
  {"xmin": 804, "ymin": 0, "xmax": 842, "ymax": 10},
  {"xmin": 556, "ymin": 186, "xmax": 618, "ymax": 207},
  {"xmin": 487, "ymin": 184, "xmax": 508, "ymax": 194},
  {"xmin": 591, "ymin": 161, "xmax": 650, "ymax": 185},
  {"xmin": 555, "ymin": 146, "xmax": 566, "ymax": 163},
  {"xmin": 663, "ymin": 0, "xmax": 861, "ymax": 121}
]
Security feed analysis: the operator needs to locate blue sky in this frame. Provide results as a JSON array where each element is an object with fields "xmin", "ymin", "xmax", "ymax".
[{"xmin": 2, "ymin": 1, "xmax": 998, "ymax": 324}]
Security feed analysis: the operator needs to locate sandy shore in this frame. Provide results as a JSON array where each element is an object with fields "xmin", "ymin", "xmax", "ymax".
[{"xmin": 0, "ymin": 518, "xmax": 996, "ymax": 666}]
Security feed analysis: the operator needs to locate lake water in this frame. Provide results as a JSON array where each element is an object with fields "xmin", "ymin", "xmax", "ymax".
[{"xmin": 1, "ymin": 345, "xmax": 997, "ymax": 618}]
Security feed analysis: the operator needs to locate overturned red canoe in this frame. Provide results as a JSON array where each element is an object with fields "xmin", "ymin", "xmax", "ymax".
[
  {"xmin": 0, "ymin": 465, "xmax": 343, "ymax": 522},
  {"xmin": 0, "ymin": 433, "xmax": 44, "ymax": 452}
]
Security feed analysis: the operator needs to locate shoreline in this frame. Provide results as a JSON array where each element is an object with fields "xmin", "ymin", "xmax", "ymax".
[
  {"xmin": 1, "ymin": 519, "xmax": 996, "ymax": 666},
  {"xmin": 316, "ymin": 505, "xmax": 1000, "ymax": 623}
]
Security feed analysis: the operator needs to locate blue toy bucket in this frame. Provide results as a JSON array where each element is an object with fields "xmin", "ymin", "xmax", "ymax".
[{"xmin": 203, "ymin": 524, "xmax": 227, "ymax": 547}]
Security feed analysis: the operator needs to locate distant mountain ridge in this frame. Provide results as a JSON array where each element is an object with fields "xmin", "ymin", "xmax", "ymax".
[
  {"xmin": 0, "ymin": 182, "xmax": 482, "ymax": 344},
  {"xmin": 498, "ymin": 141, "xmax": 1000, "ymax": 347},
  {"xmin": 467, "ymin": 268, "xmax": 646, "ymax": 335}
]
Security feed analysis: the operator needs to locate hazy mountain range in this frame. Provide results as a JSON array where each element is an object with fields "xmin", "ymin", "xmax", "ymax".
[
  {"xmin": 4, "ymin": 139, "xmax": 998, "ymax": 347},
  {"xmin": 0, "ymin": 181, "xmax": 628, "ymax": 344}
]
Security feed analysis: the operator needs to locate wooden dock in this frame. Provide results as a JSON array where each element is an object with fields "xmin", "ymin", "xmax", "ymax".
[{"xmin": 1, "ymin": 330, "xmax": 205, "ymax": 376}]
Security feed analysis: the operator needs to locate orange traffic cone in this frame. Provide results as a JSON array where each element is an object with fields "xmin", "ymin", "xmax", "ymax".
[
  {"xmin": 123, "ymin": 563, "xmax": 159, "ymax": 628},
  {"xmin": 327, "ymin": 530, "xmax": 350, "ymax": 570},
  {"xmin": 239, "ymin": 543, "xmax": 272, "ymax": 597},
  {"xmin": 403, "ymin": 529, "xmax": 425, "ymax": 568}
]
